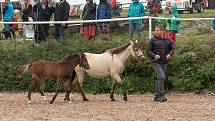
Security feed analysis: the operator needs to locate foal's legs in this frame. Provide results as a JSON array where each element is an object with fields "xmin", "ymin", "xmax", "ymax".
[
  {"xmin": 63, "ymin": 80, "xmax": 71, "ymax": 102},
  {"xmin": 28, "ymin": 79, "xmax": 37, "ymax": 103},
  {"xmin": 111, "ymin": 74, "xmax": 128, "ymax": 101},
  {"xmin": 50, "ymin": 80, "xmax": 63, "ymax": 104},
  {"xmin": 38, "ymin": 80, "xmax": 45, "ymax": 96}
]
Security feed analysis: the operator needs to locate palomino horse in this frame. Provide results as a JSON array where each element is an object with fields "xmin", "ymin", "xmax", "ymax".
[
  {"xmin": 74, "ymin": 40, "xmax": 145, "ymax": 101},
  {"xmin": 16, "ymin": 53, "xmax": 90, "ymax": 104}
]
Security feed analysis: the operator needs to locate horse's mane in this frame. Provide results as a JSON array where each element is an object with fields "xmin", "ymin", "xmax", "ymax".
[
  {"xmin": 62, "ymin": 53, "xmax": 79, "ymax": 61},
  {"xmin": 107, "ymin": 43, "xmax": 131, "ymax": 55}
]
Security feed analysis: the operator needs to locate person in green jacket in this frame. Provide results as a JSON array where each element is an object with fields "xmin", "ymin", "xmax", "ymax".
[
  {"xmin": 151, "ymin": 12, "xmax": 167, "ymax": 31},
  {"xmin": 128, "ymin": 0, "xmax": 145, "ymax": 41},
  {"xmin": 167, "ymin": 4, "xmax": 180, "ymax": 46}
]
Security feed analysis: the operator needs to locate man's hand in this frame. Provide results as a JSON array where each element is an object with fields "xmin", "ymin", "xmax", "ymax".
[
  {"xmin": 155, "ymin": 55, "xmax": 160, "ymax": 60},
  {"xmin": 166, "ymin": 54, "xmax": 171, "ymax": 60}
]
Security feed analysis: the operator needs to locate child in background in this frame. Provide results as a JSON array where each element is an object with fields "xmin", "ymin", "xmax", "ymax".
[
  {"xmin": 11, "ymin": 12, "xmax": 18, "ymax": 38},
  {"xmin": 213, "ymin": 16, "xmax": 215, "ymax": 34},
  {"xmin": 167, "ymin": 4, "xmax": 180, "ymax": 47},
  {"xmin": 97, "ymin": 0, "xmax": 112, "ymax": 40}
]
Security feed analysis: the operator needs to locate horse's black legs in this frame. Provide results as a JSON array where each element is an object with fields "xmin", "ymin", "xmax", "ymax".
[
  {"xmin": 76, "ymin": 76, "xmax": 89, "ymax": 101},
  {"xmin": 77, "ymin": 81, "xmax": 89, "ymax": 101},
  {"xmin": 110, "ymin": 81, "xmax": 117, "ymax": 101},
  {"xmin": 112, "ymin": 74, "xmax": 128, "ymax": 101},
  {"xmin": 50, "ymin": 81, "xmax": 62, "ymax": 104},
  {"xmin": 120, "ymin": 82, "xmax": 128, "ymax": 101}
]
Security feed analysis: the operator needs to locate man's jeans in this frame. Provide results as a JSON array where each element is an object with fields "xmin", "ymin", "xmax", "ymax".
[
  {"xmin": 129, "ymin": 23, "xmax": 142, "ymax": 41},
  {"xmin": 151, "ymin": 63, "xmax": 167, "ymax": 98},
  {"xmin": 54, "ymin": 24, "xmax": 64, "ymax": 39}
]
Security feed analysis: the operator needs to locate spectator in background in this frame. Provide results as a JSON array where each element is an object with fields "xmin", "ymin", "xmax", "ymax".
[
  {"xmin": 167, "ymin": 4, "xmax": 180, "ymax": 47},
  {"xmin": 82, "ymin": 0, "xmax": 97, "ymax": 41},
  {"xmin": 54, "ymin": 0, "xmax": 70, "ymax": 40},
  {"xmin": 97, "ymin": 0, "xmax": 112, "ymax": 40},
  {"xmin": 213, "ymin": 16, "xmax": 215, "ymax": 34},
  {"xmin": 3, "ymin": 0, "xmax": 14, "ymax": 39},
  {"xmin": 128, "ymin": 0, "xmax": 145, "ymax": 41},
  {"xmin": 33, "ymin": 0, "xmax": 54, "ymax": 43},
  {"xmin": 21, "ymin": 0, "xmax": 33, "ymax": 38},
  {"xmin": 21, "ymin": 0, "xmax": 32, "ymax": 22},
  {"xmin": 151, "ymin": 12, "xmax": 166, "ymax": 31},
  {"xmin": 10, "ymin": 12, "xmax": 18, "ymax": 39},
  {"xmin": 147, "ymin": 0, "xmax": 154, "ymax": 15}
]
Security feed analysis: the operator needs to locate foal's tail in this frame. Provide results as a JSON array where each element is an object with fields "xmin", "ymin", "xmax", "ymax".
[{"xmin": 16, "ymin": 63, "xmax": 32, "ymax": 78}]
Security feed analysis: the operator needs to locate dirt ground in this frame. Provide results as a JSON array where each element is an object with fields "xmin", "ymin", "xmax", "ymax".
[{"xmin": 0, "ymin": 93, "xmax": 215, "ymax": 121}]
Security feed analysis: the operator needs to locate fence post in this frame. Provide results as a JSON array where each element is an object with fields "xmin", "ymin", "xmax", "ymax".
[{"xmin": 149, "ymin": 17, "xmax": 152, "ymax": 40}]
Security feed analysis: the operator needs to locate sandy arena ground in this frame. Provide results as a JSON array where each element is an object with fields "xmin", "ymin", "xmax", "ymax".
[{"xmin": 0, "ymin": 92, "xmax": 215, "ymax": 121}]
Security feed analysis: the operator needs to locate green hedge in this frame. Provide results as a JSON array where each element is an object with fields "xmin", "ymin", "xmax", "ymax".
[{"xmin": 1, "ymin": 33, "xmax": 215, "ymax": 94}]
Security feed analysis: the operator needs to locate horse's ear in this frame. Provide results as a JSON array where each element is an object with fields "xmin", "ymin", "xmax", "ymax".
[{"xmin": 80, "ymin": 51, "xmax": 84, "ymax": 55}]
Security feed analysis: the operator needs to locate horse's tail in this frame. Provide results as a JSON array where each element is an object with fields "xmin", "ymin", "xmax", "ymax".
[{"xmin": 16, "ymin": 63, "xmax": 32, "ymax": 78}]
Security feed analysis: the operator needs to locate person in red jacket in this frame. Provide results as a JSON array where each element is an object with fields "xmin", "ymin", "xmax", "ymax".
[
  {"xmin": 82, "ymin": 0, "xmax": 97, "ymax": 40},
  {"xmin": 10, "ymin": 12, "xmax": 18, "ymax": 38}
]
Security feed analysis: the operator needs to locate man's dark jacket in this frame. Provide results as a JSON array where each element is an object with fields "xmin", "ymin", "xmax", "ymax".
[
  {"xmin": 54, "ymin": 0, "xmax": 70, "ymax": 21},
  {"xmin": 147, "ymin": 37, "xmax": 174, "ymax": 64}
]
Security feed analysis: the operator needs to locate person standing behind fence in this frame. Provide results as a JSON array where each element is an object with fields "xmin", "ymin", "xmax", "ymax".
[
  {"xmin": 97, "ymin": 0, "xmax": 112, "ymax": 40},
  {"xmin": 33, "ymin": 0, "xmax": 54, "ymax": 43},
  {"xmin": 3, "ymin": 0, "xmax": 14, "ymax": 39},
  {"xmin": 167, "ymin": 4, "xmax": 180, "ymax": 47},
  {"xmin": 21, "ymin": 0, "xmax": 32, "ymax": 22},
  {"xmin": 82, "ymin": 0, "xmax": 96, "ymax": 41},
  {"xmin": 128, "ymin": 0, "xmax": 145, "ymax": 42},
  {"xmin": 147, "ymin": 25, "xmax": 174, "ymax": 102},
  {"xmin": 213, "ymin": 16, "xmax": 215, "ymax": 34},
  {"xmin": 54, "ymin": 0, "xmax": 70, "ymax": 40},
  {"xmin": 10, "ymin": 12, "xmax": 18, "ymax": 39},
  {"xmin": 21, "ymin": 0, "xmax": 33, "ymax": 39}
]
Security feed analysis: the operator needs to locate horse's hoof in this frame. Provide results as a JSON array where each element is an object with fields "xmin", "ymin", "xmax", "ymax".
[
  {"xmin": 68, "ymin": 101, "xmax": 72, "ymax": 103},
  {"xmin": 28, "ymin": 100, "xmax": 31, "ymax": 104},
  {"xmin": 49, "ymin": 101, "xmax": 53, "ymax": 104},
  {"xmin": 111, "ymin": 98, "xmax": 116, "ymax": 101},
  {"xmin": 123, "ymin": 96, "xmax": 128, "ymax": 101},
  {"xmin": 83, "ymin": 98, "xmax": 89, "ymax": 101}
]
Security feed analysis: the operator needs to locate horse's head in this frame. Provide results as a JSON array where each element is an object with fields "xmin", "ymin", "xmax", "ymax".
[
  {"xmin": 79, "ymin": 52, "xmax": 90, "ymax": 70},
  {"xmin": 130, "ymin": 40, "xmax": 145, "ymax": 60}
]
